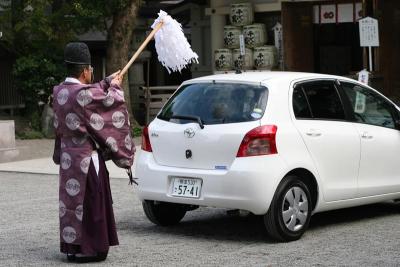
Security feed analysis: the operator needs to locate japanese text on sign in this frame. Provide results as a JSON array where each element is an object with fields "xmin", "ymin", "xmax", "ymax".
[{"xmin": 359, "ymin": 17, "xmax": 379, "ymax": 47}]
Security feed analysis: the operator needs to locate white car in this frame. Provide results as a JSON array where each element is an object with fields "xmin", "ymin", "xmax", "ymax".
[{"xmin": 136, "ymin": 71, "xmax": 400, "ymax": 242}]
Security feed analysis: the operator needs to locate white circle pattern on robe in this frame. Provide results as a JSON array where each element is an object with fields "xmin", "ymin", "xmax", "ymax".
[
  {"xmin": 80, "ymin": 156, "xmax": 91, "ymax": 174},
  {"xmin": 76, "ymin": 89, "xmax": 93, "ymax": 107},
  {"xmin": 66, "ymin": 178, "xmax": 80, "ymax": 197},
  {"xmin": 57, "ymin": 88, "xmax": 69, "ymax": 105},
  {"xmin": 125, "ymin": 135, "xmax": 132, "ymax": 150},
  {"xmin": 59, "ymin": 200, "xmax": 66, "ymax": 218},
  {"xmin": 75, "ymin": 205, "xmax": 83, "ymax": 221},
  {"xmin": 103, "ymin": 92, "xmax": 115, "ymax": 107},
  {"xmin": 61, "ymin": 142, "xmax": 66, "ymax": 149},
  {"xmin": 53, "ymin": 113, "xmax": 58, "ymax": 128},
  {"xmin": 61, "ymin": 152, "xmax": 72, "ymax": 170},
  {"xmin": 106, "ymin": 137, "xmax": 118, "ymax": 153},
  {"xmin": 62, "ymin": 226, "xmax": 77, "ymax": 244},
  {"xmin": 126, "ymin": 110, "xmax": 130, "ymax": 126},
  {"xmin": 115, "ymin": 89, "xmax": 125, "ymax": 101},
  {"xmin": 65, "ymin": 113, "xmax": 80, "ymax": 130},
  {"xmin": 90, "ymin": 113, "xmax": 105, "ymax": 131},
  {"xmin": 112, "ymin": 111, "xmax": 125, "ymax": 128},
  {"xmin": 72, "ymin": 135, "xmax": 87, "ymax": 145}
]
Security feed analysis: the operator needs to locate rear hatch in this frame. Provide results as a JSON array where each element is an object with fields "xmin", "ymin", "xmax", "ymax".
[{"xmin": 149, "ymin": 82, "xmax": 268, "ymax": 170}]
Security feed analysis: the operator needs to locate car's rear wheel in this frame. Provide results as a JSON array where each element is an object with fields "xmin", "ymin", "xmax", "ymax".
[
  {"xmin": 264, "ymin": 175, "xmax": 312, "ymax": 242},
  {"xmin": 142, "ymin": 200, "xmax": 187, "ymax": 226}
]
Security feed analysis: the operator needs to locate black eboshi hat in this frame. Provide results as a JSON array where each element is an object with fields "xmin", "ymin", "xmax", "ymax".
[{"xmin": 64, "ymin": 42, "xmax": 91, "ymax": 65}]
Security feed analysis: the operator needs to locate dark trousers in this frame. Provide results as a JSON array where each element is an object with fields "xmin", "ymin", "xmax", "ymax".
[{"xmin": 61, "ymin": 154, "xmax": 119, "ymax": 255}]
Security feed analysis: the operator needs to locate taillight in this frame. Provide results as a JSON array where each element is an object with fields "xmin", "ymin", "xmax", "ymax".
[
  {"xmin": 236, "ymin": 125, "xmax": 278, "ymax": 157},
  {"xmin": 141, "ymin": 126, "xmax": 153, "ymax": 152}
]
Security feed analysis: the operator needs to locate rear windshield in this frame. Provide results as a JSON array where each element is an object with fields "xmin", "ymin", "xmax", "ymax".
[{"xmin": 157, "ymin": 83, "xmax": 268, "ymax": 125}]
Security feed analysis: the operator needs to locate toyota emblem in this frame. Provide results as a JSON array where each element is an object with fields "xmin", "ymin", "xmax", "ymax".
[{"xmin": 184, "ymin": 128, "xmax": 195, "ymax": 138}]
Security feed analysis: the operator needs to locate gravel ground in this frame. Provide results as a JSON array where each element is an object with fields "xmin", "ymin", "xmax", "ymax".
[{"xmin": 0, "ymin": 172, "xmax": 399, "ymax": 267}]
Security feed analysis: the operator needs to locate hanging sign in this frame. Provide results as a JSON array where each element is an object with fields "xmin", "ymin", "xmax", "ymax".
[
  {"xmin": 239, "ymin": 34, "xmax": 245, "ymax": 55},
  {"xmin": 273, "ymin": 22, "xmax": 283, "ymax": 70},
  {"xmin": 320, "ymin": 4, "xmax": 336, "ymax": 24},
  {"xmin": 358, "ymin": 69, "xmax": 369, "ymax": 85},
  {"xmin": 359, "ymin": 17, "xmax": 379, "ymax": 47},
  {"xmin": 359, "ymin": 17, "xmax": 379, "ymax": 71},
  {"xmin": 313, "ymin": 3, "xmax": 362, "ymax": 24},
  {"xmin": 355, "ymin": 92, "xmax": 366, "ymax": 114}
]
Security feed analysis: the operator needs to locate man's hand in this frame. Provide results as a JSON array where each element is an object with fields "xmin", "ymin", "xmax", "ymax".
[
  {"xmin": 106, "ymin": 70, "xmax": 123, "ymax": 87},
  {"xmin": 111, "ymin": 72, "xmax": 123, "ymax": 87}
]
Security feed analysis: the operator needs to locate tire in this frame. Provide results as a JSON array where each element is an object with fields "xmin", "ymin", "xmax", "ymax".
[
  {"xmin": 142, "ymin": 200, "xmax": 187, "ymax": 226},
  {"xmin": 264, "ymin": 175, "xmax": 312, "ymax": 242}
]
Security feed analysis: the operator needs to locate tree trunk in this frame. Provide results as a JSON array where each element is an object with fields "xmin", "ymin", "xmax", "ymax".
[{"xmin": 106, "ymin": 0, "xmax": 141, "ymax": 126}]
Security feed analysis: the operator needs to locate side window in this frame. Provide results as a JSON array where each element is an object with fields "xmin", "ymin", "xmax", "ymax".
[
  {"xmin": 301, "ymin": 81, "xmax": 345, "ymax": 120},
  {"xmin": 341, "ymin": 82, "xmax": 396, "ymax": 129},
  {"xmin": 293, "ymin": 86, "xmax": 312, "ymax": 119}
]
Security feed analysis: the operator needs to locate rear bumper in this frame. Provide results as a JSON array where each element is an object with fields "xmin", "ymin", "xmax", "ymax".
[{"xmin": 135, "ymin": 151, "xmax": 287, "ymax": 215}]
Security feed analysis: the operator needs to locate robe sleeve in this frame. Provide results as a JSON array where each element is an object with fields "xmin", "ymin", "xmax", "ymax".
[
  {"xmin": 52, "ymin": 136, "xmax": 61, "ymax": 165},
  {"xmin": 52, "ymin": 86, "xmax": 61, "ymax": 165},
  {"xmin": 82, "ymin": 80, "xmax": 135, "ymax": 169}
]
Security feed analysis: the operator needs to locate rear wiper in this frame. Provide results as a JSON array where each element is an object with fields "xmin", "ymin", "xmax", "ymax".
[{"xmin": 170, "ymin": 114, "xmax": 205, "ymax": 129}]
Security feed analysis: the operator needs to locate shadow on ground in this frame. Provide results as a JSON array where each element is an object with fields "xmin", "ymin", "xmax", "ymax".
[
  {"xmin": 309, "ymin": 201, "xmax": 400, "ymax": 228},
  {"xmin": 119, "ymin": 201, "xmax": 400, "ymax": 243}
]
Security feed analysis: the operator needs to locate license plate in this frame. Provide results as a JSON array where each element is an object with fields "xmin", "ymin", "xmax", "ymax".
[{"xmin": 171, "ymin": 177, "xmax": 202, "ymax": 198}]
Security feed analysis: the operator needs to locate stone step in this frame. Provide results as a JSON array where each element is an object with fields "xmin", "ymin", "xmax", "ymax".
[{"xmin": 0, "ymin": 120, "xmax": 19, "ymax": 162}]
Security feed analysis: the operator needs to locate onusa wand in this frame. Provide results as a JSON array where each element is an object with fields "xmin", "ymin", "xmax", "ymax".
[{"xmin": 120, "ymin": 10, "xmax": 199, "ymax": 76}]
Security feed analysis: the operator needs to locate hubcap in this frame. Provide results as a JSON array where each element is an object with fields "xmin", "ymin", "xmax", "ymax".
[{"xmin": 281, "ymin": 186, "xmax": 309, "ymax": 232}]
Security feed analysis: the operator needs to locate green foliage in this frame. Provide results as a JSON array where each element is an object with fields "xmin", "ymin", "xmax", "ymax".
[
  {"xmin": 0, "ymin": 0, "xmax": 75, "ymax": 125},
  {"xmin": 28, "ymin": 111, "xmax": 42, "ymax": 131},
  {"xmin": 132, "ymin": 126, "xmax": 143, "ymax": 137},
  {"xmin": 70, "ymin": 0, "xmax": 134, "ymax": 21},
  {"xmin": 16, "ymin": 111, "xmax": 45, "ymax": 139},
  {"xmin": 0, "ymin": 0, "xmax": 142, "ymax": 131},
  {"xmin": 16, "ymin": 129, "xmax": 45, "ymax": 139},
  {"xmin": 13, "ymin": 53, "xmax": 66, "ymax": 113},
  {"xmin": 0, "ymin": 0, "xmax": 78, "ymax": 54}
]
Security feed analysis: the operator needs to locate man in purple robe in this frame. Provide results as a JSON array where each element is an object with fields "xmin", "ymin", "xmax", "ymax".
[{"xmin": 52, "ymin": 42, "xmax": 135, "ymax": 263}]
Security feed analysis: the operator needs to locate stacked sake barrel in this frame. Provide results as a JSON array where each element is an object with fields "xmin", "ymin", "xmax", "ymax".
[{"xmin": 214, "ymin": 2, "xmax": 278, "ymax": 71}]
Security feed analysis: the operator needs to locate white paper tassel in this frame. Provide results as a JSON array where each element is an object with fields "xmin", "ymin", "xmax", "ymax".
[{"xmin": 151, "ymin": 10, "xmax": 199, "ymax": 73}]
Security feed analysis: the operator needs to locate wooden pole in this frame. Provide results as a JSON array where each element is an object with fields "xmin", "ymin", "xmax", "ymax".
[{"xmin": 120, "ymin": 21, "xmax": 164, "ymax": 77}]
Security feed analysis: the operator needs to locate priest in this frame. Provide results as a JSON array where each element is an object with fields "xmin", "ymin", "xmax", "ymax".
[{"xmin": 52, "ymin": 42, "xmax": 135, "ymax": 263}]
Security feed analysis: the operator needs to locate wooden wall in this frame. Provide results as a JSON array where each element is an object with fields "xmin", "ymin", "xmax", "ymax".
[
  {"xmin": 0, "ymin": 54, "xmax": 24, "ymax": 109},
  {"xmin": 282, "ymin": 2, "xmax": 314, "ymax": 72},
  {"xmin": 377, "ymin": 0, "xmax": 400, "ymax": 101}
]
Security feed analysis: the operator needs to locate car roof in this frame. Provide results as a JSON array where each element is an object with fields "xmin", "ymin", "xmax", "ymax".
[{"xmin": 185, "ymin": 71, "xmax": 357, "ymax": 85}]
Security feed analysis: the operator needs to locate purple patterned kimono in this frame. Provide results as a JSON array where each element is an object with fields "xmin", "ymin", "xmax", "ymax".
[{"xmin": 52, "ymin": 78, "xmax": 135, "ymax": 254}]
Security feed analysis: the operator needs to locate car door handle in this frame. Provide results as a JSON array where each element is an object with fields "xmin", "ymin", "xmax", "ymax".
[
  {"xmin": 361, "ymin": 132, "xmax": 373, "ymax": 139},
  {"xmin": 306, "ymin": 130, "xmax": 322, "ymax": 137}
]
